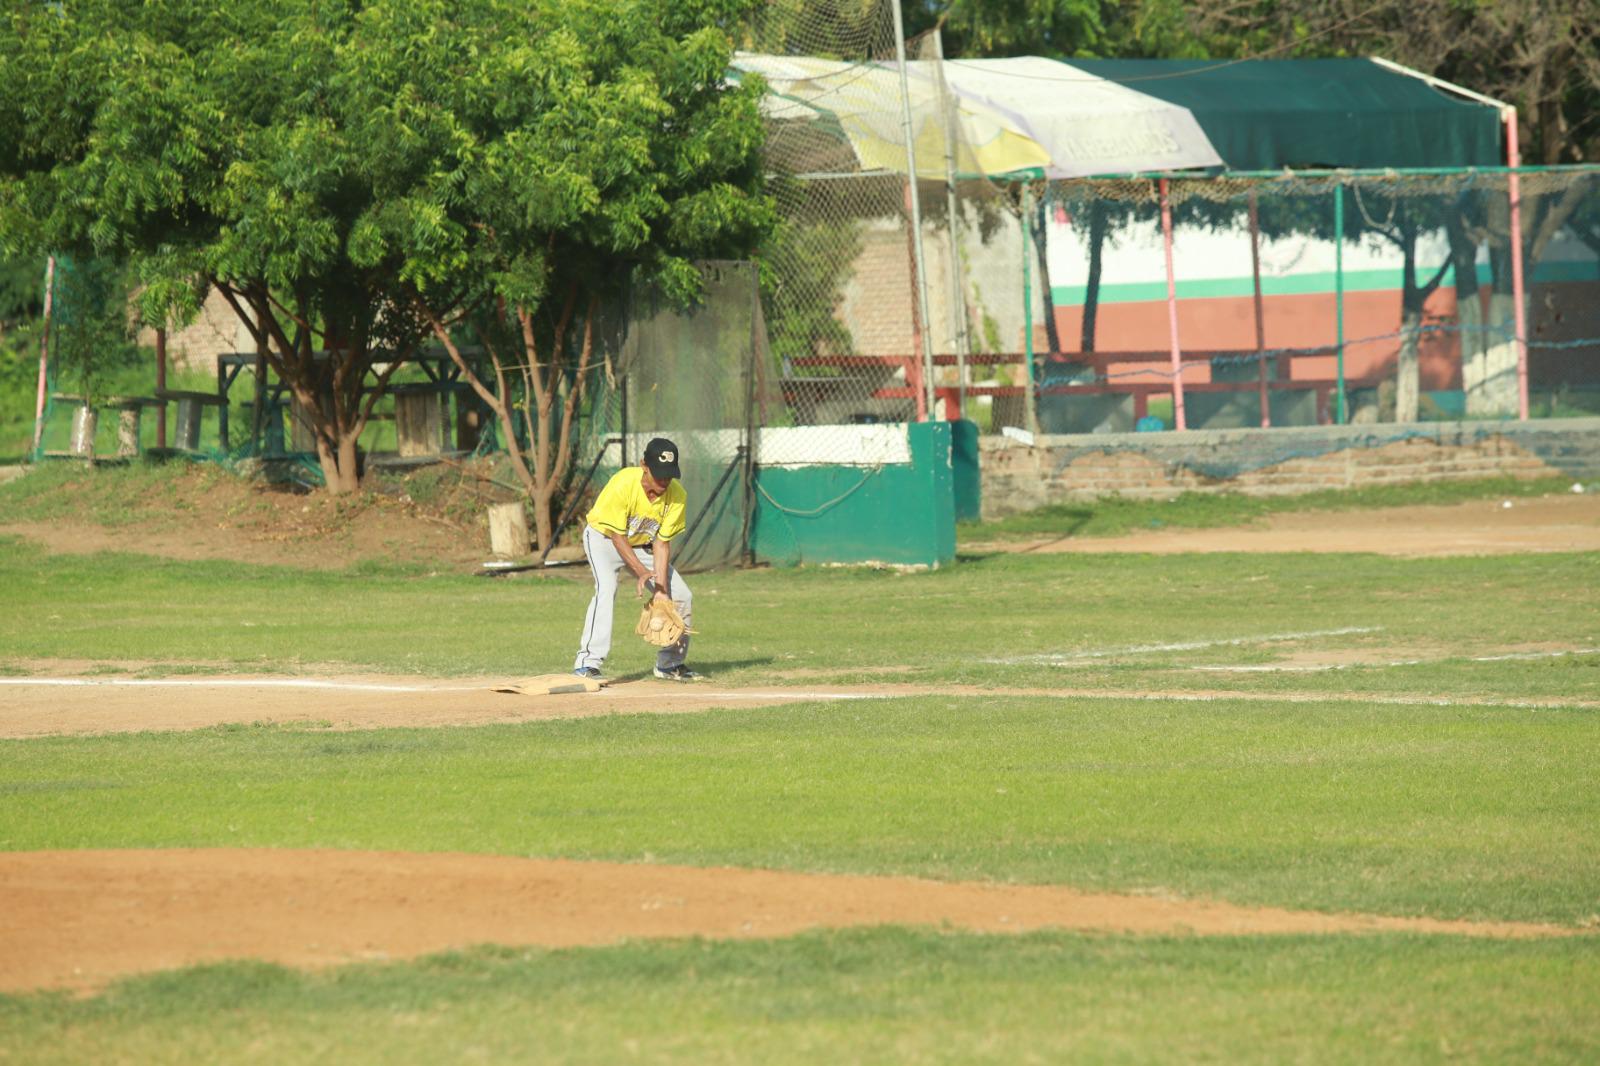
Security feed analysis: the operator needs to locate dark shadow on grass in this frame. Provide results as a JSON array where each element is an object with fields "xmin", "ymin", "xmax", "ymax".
[
  {"xmin": 958, "ymin": 507, "xmax": 1096, "ymax": 549},
  {"xmin": 610, "ymin": 656, "xmax": 775, "ymax": 683}
]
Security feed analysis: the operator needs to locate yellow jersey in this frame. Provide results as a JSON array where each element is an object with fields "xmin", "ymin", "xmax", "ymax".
[{"xmin": 585, "ymin": 467, "xmax": 687, "ymax": 547}]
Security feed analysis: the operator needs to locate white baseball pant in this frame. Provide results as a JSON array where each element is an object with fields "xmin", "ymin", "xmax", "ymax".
[{"xmin": 573, "ymin": 524, "xmax": 692, "ymax": 672}]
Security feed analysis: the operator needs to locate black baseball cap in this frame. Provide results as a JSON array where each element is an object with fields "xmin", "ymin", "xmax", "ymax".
[{"xmin": 643, "ymin": 437, "xmax": 681, "ymax": 481}]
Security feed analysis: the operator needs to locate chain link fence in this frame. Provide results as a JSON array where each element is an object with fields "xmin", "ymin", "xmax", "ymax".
[{"xmin": 1024, "ymin": 168, "xmax": 1600, "ymax": 434}]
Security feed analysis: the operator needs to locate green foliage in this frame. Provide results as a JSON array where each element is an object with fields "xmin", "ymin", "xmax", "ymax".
[
  {"xmin": 907, "ymin": 0, "xmax": 1109, "ymax": 58},
  {"xmin": 45, "ymin": 257, "xmax": 142, "ymax": 406},
  {"xmin": 0, "ymin": 252, "xmax": 44, "ymax": 453},
  {"xmin": 335, "ymin": 0, "xmax": 775, "ymax": 328},
  {"xmin": 760, "ymin": 215, "xmax": 860, "ymax": 369}
]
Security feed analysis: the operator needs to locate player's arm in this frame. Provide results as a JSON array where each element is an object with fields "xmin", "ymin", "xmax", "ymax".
[{"xmin": 650, "ymin": 537, "xmax": 672, "ymax": 600}]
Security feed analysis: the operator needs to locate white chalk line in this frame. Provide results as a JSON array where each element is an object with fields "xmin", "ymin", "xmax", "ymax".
[
  {"xmin": 1043, "ymin": 690, "xmax": 1595, "ymax": 711},
  {"xmin": 982, "ymin": 626, "xmax": 1384, "ymax": 666},
  {"xmin": 0, "ymin": 678, "xmax": 883, "ymax": 702},
  {"xmin": 1194, "ymin": 648, "xmax": 1600, "ymax": 673},
  {"xmin": 0, "ymin": 678, "xmax": 483, "ymax": 693}
]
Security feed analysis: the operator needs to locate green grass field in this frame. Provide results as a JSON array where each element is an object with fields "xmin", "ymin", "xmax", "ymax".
[{"xmin": 1, "ymin": 478, "xmax": 1598, "ymax": 1062}]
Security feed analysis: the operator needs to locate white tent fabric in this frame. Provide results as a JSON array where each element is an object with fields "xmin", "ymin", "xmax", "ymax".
[{"xmin": 732, "ymin": 53, "xmax": 1222, "ymax": 179}]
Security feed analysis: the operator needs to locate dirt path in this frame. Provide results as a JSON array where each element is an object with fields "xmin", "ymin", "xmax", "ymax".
[
  {"xmin": 965, "ymin": 493, "xmax": 1600, "ymax": 556},
  {"xmin": 0, "ymin": 674, "xmax": 904, "ymax": 737},
  {"xmin": 1, "ymin": 848, "xmax": 1583, "ymax": 995},
  {"xmin": 4, "ymin": 671, "xmax": 1596, "ymax": 739}
]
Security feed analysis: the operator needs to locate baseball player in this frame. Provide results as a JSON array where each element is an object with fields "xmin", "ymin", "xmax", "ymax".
[{"xmin": 572, "ymin": 437, "xmax": 700, "ymax": 681}]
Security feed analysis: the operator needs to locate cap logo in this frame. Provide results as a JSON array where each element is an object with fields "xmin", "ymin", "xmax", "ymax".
[{"xmin": 660, "ymin": 450, "xmax": 675, "ymax": 462}]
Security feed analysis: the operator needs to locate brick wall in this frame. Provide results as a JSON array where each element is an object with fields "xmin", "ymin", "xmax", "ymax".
[
  {"xmin": 978, "ymin": 418, "xmax": 1600, "ymax": 519},
  {"xmin": 137, "ymin": 288, "xmax": 253, "ymax": 373}
]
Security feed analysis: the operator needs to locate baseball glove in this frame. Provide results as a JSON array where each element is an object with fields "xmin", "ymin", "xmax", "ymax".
[{"xmin": 635, "ymin": 595, "xmax": 691, "ymax": 648}]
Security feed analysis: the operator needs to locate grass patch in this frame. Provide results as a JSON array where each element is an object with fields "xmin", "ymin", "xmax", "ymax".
[
  {"xmin": 1, "ymin": 534, "xmax": 1595, "ymax": 704},
  {"xmin": 4, "ymin": 694, "xmax": 1598, "ymax": 923},
  {"xmin": 0, "ymin": 458, "xmax": 213, "ymax": 528},
  {"xmin": 2, "ymin": 931, "xmax": 1595, "ymax": 1064},
  {"xmin": 959, "ymin": 475, "xmax": 1581, "ymax": 542}
]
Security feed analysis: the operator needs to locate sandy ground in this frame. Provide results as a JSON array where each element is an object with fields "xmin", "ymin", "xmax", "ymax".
[
  {"xmin": 2, "ymin": 848, "xmax": 1583, "ymax": 995},
  {"xmin": 4, "ymin": 668, "xmax": 1596, "ymax": 739},
  {"xmin": 0, "ymin": 673, "xmax": 914, "ymax": 738},
  {"xmin": 964, "ymin": 493, "xmax": 1600, "ymax": 556}
]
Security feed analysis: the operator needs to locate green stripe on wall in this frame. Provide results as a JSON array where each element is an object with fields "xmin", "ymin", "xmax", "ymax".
[{"xmin": 1051, "ymin": 260, "xmax": 1600, "ymax": 307}]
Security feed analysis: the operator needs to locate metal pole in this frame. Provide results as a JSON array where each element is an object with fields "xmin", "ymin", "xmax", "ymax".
[
  {"xmin": 619, "ymin": 372, "xmax": 628, "ymax": 467},
  {"xmin": 743, "ymin": 269, "xmax": 760, "ymax": 566},
  {"xmin": 31, "ymin": 256, "xmax": 56, "ymax": 458},
  {"xmin": 1159, "ymin": 179, "xmax": 1186, "ymax": 431},
  {"xmin": 888, "ymin": 0, "xmax": 938, "ymax": 421},
  {"xmin": 1021, "ymin": 183, "xmax": 1039, "ymax": 436},
  {"xmin": 1505, "ymin": 107, "xmax": 1530, "ymax": 421},
  {"xmin": 155, "ymin": 327, "xmax": 168, "ymax": 448},
  {"xmin": 1334, "ymin": 182, "xmax": 1347, "ymax": 424},
  {"xmin": 902, "ymin": 180, "xmax": 929, "ymax": 423},
  {"xmin": 1249, "ymin": 191, "xmax": 1269, "ymax": 428},
  {"xmin": 931, "ymin": 29, "xmax": 969, "ymax": 419}
]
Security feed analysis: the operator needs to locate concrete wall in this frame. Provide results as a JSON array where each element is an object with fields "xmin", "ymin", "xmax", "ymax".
[{"xmin": 979, "ymin": 418, "xmax": 1600, "ymax": 519}]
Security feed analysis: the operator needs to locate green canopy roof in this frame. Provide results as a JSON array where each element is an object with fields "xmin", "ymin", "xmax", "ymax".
[{"xmin": 1062, "ymin": 59, "xmax": 1504, "ymax": 170}]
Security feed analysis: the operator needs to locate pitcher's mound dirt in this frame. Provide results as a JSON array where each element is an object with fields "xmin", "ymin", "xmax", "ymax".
[{"xmin": 0, "ymin": 848, "xmax": 1580, "ymax": 994}]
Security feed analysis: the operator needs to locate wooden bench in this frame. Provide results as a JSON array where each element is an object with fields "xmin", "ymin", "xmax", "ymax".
[{"xmin": 155, "ymin": 389, "xmax": 229, "ymax": 451}]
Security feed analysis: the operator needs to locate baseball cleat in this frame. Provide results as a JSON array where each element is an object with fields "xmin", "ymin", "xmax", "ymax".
[
  {"xmin": 573, "ymin": 667, "xmax": 603, "ymax": 680},
  {"xmin": 653, "ymin": 665, "xmax": 704, "ymax": 682}
]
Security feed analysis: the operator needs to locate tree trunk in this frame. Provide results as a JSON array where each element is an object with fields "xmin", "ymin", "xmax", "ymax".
[
  {"xmin": 1395, "ymin": 307, "xmax": 1422, "ymax": 424},
  {"xmin": 531, "ymin": 483, "xmax": 554, "ymax": 552},
  {"xmin": 1446, "ymin": 210, "xmax": 1494, "ymax": 417},
  {"xmin": 313, "ymin": 433, "xmax": 362, "ymax": 494},
  {"xmin": 1391, "ymin": 210, "xmax": 1449, "ymax": 425},
  {"xmin": 1080, "ymin": 201, "xmax": 1107, "ymax": 354},
  {"xmin": 210, "ymin": 282, "xmax": 396, "ymax": 496},
  {"xmin": 1034, "ymin": 198, "xmax": 1060, "ymax": 356},
  {"xmin": 1475, "ymin": 292, "xmax": 1522, "ymax": 416}
]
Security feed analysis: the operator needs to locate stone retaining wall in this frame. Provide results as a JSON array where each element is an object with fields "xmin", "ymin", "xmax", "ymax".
[{"xmin": 979, "ymin": 418, "xmax": 1600, "ymax": 519}]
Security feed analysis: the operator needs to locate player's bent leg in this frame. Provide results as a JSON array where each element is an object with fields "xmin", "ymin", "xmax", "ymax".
[
  {"xmin": 656, "ymin": 569, "xmax": 694, "ymax": 669},
  {"xmin": 574, "ymin": 527, "xmax": 624, "ymax": 673}
]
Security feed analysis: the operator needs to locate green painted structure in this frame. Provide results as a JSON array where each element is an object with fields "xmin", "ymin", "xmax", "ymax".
[{"xmin": 751, "ymin": 421, "xmax": 967, "ymax": 568}]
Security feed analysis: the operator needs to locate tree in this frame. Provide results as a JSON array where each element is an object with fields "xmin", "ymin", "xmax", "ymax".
[
  {"xmin": 1, "ymin": 2, "xmax": 411, "ymax": 490},
  {"xmin": 905, "ymin": 0, "xmax": 1109, "ymax": 58},
  {"xmin": 1, "ymin": 1, "xmax": 768, "ymax": 504},
  {"xmin": 47, "ymin": 255, "xmax": 143, "ymax": 409},
  {"xmin": 345, "ymin": 0, "xmax": 772, "ymax": 548}
]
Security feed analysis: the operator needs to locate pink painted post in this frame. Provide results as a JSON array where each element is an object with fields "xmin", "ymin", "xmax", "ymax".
[
  {"xmin": 1159, "ymin": 179, "xmax": 1187, "ymax": 430},
  {"xmin": 31, "ymin": 255, "xmax": 56, "ymax": 456},
  {"xmin": 1504, "ymin": 108, "xmax": 1530, "ymax": 420}
]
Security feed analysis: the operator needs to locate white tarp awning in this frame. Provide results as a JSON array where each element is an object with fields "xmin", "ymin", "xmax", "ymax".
[{"xmin": 733, "ymin": 53, "xmax": 1222, "ymax": 179}]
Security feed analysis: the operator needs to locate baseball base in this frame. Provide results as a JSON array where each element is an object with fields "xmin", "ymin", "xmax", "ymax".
[{"xmin": 493, "ymin": 674, "xmax": 605, "ymax": 696}]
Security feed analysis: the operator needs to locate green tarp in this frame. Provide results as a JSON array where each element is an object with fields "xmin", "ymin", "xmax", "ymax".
[{"xmin": 1062, "ymin": 59, "xmax": 1504, "ymax": 170}]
